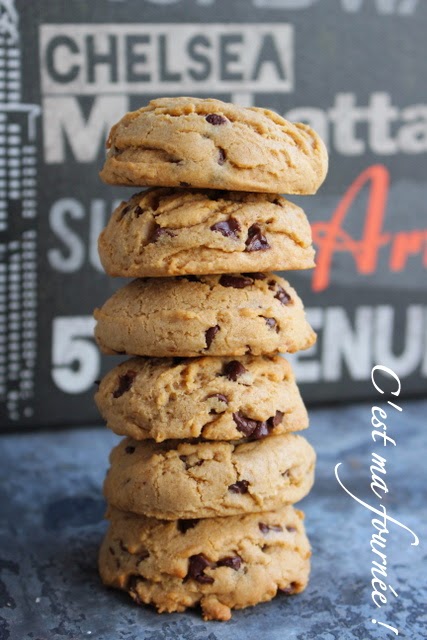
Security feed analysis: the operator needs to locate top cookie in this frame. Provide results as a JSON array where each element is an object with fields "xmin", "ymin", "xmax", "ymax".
[{"xmin": 99, "ymin": 97, "xmax": 328, "ymax": 194}]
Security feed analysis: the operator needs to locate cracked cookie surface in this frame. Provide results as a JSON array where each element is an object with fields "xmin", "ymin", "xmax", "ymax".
[
  {"xmin": 99, "ymin": 97, "xmax": 328, "ymax": 194},
  {"xmin": 103, "ymin": 434, "xmax": 315, "ymax": 519},
  {"xmin": 98, "ymin": 188, "xmax": 315, "ymax": 277},
  {"xmin": 99, "ymin": 505, "xmax": 311, "ymax": 621},
  {"xmin": 94, "ymin": 273, "xmax": 316, "ymax": 358},
  {"xmin": 95, "ymin": 354, "xmax": 308, "ymax": 442}
]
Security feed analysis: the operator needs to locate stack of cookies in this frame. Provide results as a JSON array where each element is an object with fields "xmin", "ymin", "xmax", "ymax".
[{"xmin": 94, "ymin": 97, "xmax": 328, "ymax": 621}]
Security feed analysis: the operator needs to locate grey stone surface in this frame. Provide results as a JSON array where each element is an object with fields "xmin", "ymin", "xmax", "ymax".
[{"xmin": 0, "ymin": 400, "xmax": 426, "ymax": 640}]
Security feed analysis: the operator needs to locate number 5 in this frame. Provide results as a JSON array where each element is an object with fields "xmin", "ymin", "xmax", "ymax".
[{"xmin": 52, "ymin": 316, "xmax": 99, "ymax": 394}]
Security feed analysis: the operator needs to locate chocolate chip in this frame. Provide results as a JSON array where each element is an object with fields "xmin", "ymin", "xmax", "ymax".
[
  {"xmin": 267, "ymin": 410, "xmax": 284, "ymax": 428},
  {"xmin": 118, "ymin": 204, "xmax": 132, "ymax": 220},
  {"xmin": 242, "ymin": 272, "xmax": 266, "ymax": 280},
  {"xmin": 125, "ymin": 445, "xmax": 135, "ymax": 454},
  {"xmin": 180, "ymin": 181, "xmax": 191, "ymax": 187},
  {"xmin": 250, "ymin": 422, "xmax": 270, "ymax": 439},
  {"xmin": 186, "ymin": 554, "xmax": 214, "ymax": 584},
  {"xmin": 109, "ymin": 546, "xmax": 115, "ymax": 556},
  {"xmin": 184, "ymin": 275, "xmax": 201, "ymax": 282},
  {"xmin": 206, "ymin": 113, "xmax": 227, "ymax": 125},
  {"xmin": 127, "ymin": 576, "xmax": 144, "ymax": 605},
  {"xmin": 286, "ymin": 526, "xmax": 297, "ymax": 533},
  {"xmin": 150, "ymin": 195, "xmax": 161, "ymax": 211},
  {"xmin": 268, "ymin": 279, "xmax": 277, "ymax": 289},
  {"xmin": 134, "ymin": 205, "xmax": 144, "ymax": 217},
  {"xmin": 273, "ymin": 198, "xmax": 283, "ymax": 206},
  {"xmin": 264, "ymin": 317, "xmax": 278, "ymax": 331},
  {"xmin": 209, "ymin": 394, "xmax": 228, "ymax": 402},
  {"xmin": 205, "ymin": 325, "xmax": 220, "ymax": 349},
  {"xmin": 280, "ymin": 582, "xmax": 298, "ymax": 595},
  {"xmin": 232, "ymin": 411, "xmax": 271, "ymax": 439},
  {"xmin": 113, "ymin": 370, "xmax": 137, "ymax": 398},
  {"xmin": 258, "ymin": 523, "xmax": 283, "ymax": 534},
  {"xmin": 149, "ymin": 223, "xmax": 176, "ymax": 243},
  {"xmin": 217, "ymin": 555, "xmax": 242, "ymax": 570},
  {"xmin": 219, "ymin": 275, "xmax": 253, "ymax": 289},
  {"xmin": 232, "ymin": 411, "xmax": 262, "ymax": 437},
  {"xmin": 210, "ymin": 217, "xmax": 241, "ymax": 239},
  {"xmin": 172, "ymin": 357, "xmax": 190, "ymax": 366},
  {"xmin": 119, "ymin": 540, "xmax": 129, "ymax": 553},
  {"xmin": 222, "ymin": 360, "xmax": 247, "ymax": 381},
  {"xmin": 228, "ymin": 480, "xmax": 249, "ymax": 494},
  {"xmin": 275, "ymin": 287, "xmax": 291, "ymax": 305},
  {"xmin": 207, "ymin": 393, "xmax": 229, "ymax": 414},
  {"xmin": 245, "ymin": 224, "xmax": 270, "ymax": 252},
  {"xmin": 218, "ymin": 148, "xmax": 226, "ymax": 165},
  {"xmin": 177, "ymin": 519, "xmax": 199, "ymax": 534},
  {"xmin": 137, "ymin": 549, "xmax": 150, "ymax": 562}
]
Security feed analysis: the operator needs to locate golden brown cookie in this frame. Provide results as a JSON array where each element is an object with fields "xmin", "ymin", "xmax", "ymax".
[
  {"xmin": 94, "ymin": 273, "xmax": 316, "ymax": 358},
  {"xmin": 98, "ymin": 188, "xmax": 315, "ymax": 278},
  {"xmin": 95, "ymin": 354, "xmax": 308, "ymax": 442},
  {"xmin": 99, "ymin": 505, "xmax": 311, "ymax": 621},
  {"xmin": 99, "ymin": 97, "xmax": 328, "ymax": 194},
  {"xmin": 103, "ymin": 434, "xmax": 315, "ymax": 519}
]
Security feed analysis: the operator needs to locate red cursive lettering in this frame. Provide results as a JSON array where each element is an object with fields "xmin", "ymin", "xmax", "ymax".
[{"xmin": 312, "ymin": 165, "xmax": 427, "ymax": 292}]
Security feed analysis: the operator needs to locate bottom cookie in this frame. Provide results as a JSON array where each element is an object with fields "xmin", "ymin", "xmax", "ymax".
[{"xmin": 99, "ymin": 505, "xmax": 311, "ymax": 621}]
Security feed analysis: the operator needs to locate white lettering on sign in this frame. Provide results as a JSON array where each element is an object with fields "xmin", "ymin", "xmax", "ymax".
[
  {"xmin": 39, "ymin": 23, "xmax": 427, "ymax": 163},
  {"xmin": 286, "ymin": 93, "xmax": 427, "ymax": 156},
  {"xmin": 51, "ymin": 304, "xmax": 427, "ymax": 395},
  {"xmin": 289, "ymin": 305, "xmax": 427, "ymax": 384},
  {"xmin": 109, "ymin": 0, "xmax": 420, "ymax": 13},
  {"xmin": 48, "ymin": 198, "xmax": 85, "ymax": 273},
  {"xmin": 51, "ymin": 316, "xmax": 99, "ymax": 394},
  {"xmin": 47, "ymin": 197, "xmax": 120, "ymax": 272},
  {"xmin": 43, "ymin": 95, "xmax": 128, "ymax": 163},
  {"xmin": 40, "ymin": 23, "xmax": 294, "ymax": 95},
  {"xmin": 42, "ymin": 89, "xmax": 427, "ymax": 163},
  {"xmin": 254, "ymin": 0, "xmax": 419, "ymax": 13}
]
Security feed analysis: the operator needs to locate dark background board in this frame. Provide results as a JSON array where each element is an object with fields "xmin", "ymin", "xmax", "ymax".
[{"xmin": 1, "ymin": 0, "xmax": 426, "ymax": 429}]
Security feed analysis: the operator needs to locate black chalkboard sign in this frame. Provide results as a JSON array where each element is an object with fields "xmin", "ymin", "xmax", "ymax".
[{"xmin": 1, "ymin": 0, "xmax": 426, "ymax": 429}]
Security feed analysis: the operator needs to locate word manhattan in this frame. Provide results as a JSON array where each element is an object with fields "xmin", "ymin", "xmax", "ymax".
[{"xmin": 334, "ymin": 365, "xmax": 419, "ymax": 636}]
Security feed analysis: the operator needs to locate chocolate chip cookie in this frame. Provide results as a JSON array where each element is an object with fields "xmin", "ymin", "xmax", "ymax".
[
  {"xmin": 94, "ymin": 273, "xmax": 316, "ymax": 358},
  {"xmin": 99, "ymin": 97, "xmax": 328, "ymax": 194},
  {"xmin": 103, "ymin": 434, "xmax": 315, "ymax": 519},
  {"xmin": 98, "ymin": 188, "xmax": 315, "ymax": 278},
  {"xmin": 99, "ymin": 505, "xmax": 311, "ymax": 621},
  {"xmin": 95, "ymin": 354, "xmax": 308, "ymax": 442}
]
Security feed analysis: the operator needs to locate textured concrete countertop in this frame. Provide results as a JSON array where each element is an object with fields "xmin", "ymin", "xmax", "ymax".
[{"xmin": 1, "ymin": 400, "xmax": 426, "ymax": 640}]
